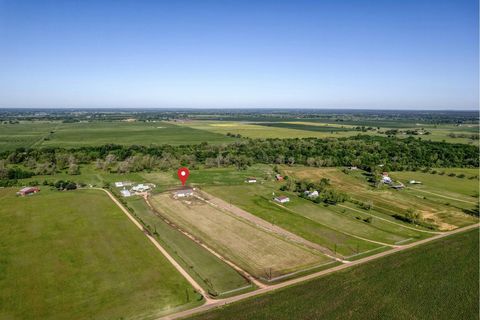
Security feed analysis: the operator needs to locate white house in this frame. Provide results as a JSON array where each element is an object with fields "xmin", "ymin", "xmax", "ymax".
[
  {"xmin": 174, "ymin": 188, "xmax": 194, "ymax": 198},
  {"xmin": 245, "ymin": 177, "xmax": 257, "ymax": 183},
  {"xmin": 274, "ymin": 196, "xmax": 290, "ymax": 203},
  {"xmin": 132, "ymin": 184, "xmax": 151, "ymax": 192},
  {"xmin": 120, "ymin": 189, "xmax": 131, "ymax": 197},
  {"xmin": 304, "ymin": 190, "xmax": 319, "ymax": 198},
  {"xmin": 381, "ymin": 176, "xmax": 392, "ymax": 184},
  {"xmin": 115, "ymin": 182, "xmax": 124, "ymax": 188}
]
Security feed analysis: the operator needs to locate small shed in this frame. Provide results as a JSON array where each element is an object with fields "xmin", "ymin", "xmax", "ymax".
[
  {"xmin": 274, "ymin": 196, "xmax": 290, "ymax": 203},
  {"xmin": 17, "ymin": 187, "xmax": 40, "ymax": 196},
  {"xmin": 120, "ymin": 189, "xmax": 131, "ymax": 197}
]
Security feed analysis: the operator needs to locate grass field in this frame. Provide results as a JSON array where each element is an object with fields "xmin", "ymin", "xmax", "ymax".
[
  {"xmin": 0, "ymin": 120, "xmax": 234, "ymax": 151},
  {"xmin": 189, "ymin": 228, "xmax": 480, "ymax": 320},
  {"xmin": 150, "ymin": 192, "xmax": 331, "ymax": 280},
  {"xmin": 0, "ymin": 188, "xmax": 201, "ymax": 320},
  {"xmin": 282, "ymin": 166, "xmax": 478, "ymax": 230},
  {"xmin": 126, "ymin": 197, "xmax": 252, "ymax": 297}
]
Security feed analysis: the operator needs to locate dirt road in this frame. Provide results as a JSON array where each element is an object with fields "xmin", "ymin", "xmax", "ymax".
[{"xmin": 160, "ymin": 222, "xmax": 479, "ymax": 320}]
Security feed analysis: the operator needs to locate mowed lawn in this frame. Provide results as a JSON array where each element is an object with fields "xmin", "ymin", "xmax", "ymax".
[
  {"xmin": 150, "ymin": 193, "xmax": 331, "ymax": 280},
  {"xmin": 189, "ymin": 228, "xmax": 480, "ymax": 320},
  {"xmin": 0, "ymin": 188, "xmax": 201, "ymax": 320}
]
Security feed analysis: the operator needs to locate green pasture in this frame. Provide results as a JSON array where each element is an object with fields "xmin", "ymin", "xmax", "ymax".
[
  {"xmin": 189, "ymin": 228, "xmax": 479, "ymax": 320},
  {"xmin": 0, "ymin": 188, "xmax": 201, "ymax": 320}
]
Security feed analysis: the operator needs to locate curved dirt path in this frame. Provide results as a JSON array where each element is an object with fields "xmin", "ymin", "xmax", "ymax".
[{"xmin": 160, "ymin": 222, "xmax": 479, "ymax": 320}]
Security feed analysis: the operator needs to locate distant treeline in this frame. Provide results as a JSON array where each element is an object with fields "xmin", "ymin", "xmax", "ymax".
[
  {"xmin": 1, "ymin": 108, "xmax": 478, "ymax": 124},
  {"xmin": 0, "ymin": 136, "xmax": 477, "ymax": 177}
]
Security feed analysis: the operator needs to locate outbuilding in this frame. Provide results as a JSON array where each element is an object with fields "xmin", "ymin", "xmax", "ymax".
[
  {"xmin": 120, "ymin": 189, "xmax": 131, "ymax": 197},
  {"xmin": 274, "ymin": 196, "xmax": 290, "ymax": 203},
  {"xmin": 304, "ymin": 190, "xmax": 319, "ymax": 198},
  {"xmin": 174, "ymin": 188, "xmax": 194, "ymax": 198},
  {"xmin": 17, "ymin": 187, "xmax": 40, "ymax": 196}
]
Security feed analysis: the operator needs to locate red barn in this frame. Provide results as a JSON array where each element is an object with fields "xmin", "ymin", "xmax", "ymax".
[{"xmin": 17, "ymin": 187, "xmax": 40, "ymax": 196}]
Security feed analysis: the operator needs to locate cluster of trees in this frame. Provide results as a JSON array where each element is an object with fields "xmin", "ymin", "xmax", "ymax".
[
  {"xmin": 447, "ymin": 133, "xmax": 479, "ymax": 140},
  {"xmin": 0, "ymin": 162, "xmax": 34, "ymax": 180},
  {"xmin": 280, "ymin": 177, "xmax": 349, "ymax": 205},
  {"xmin": 0, "ymin": 136, "xmax": 477, "ymax": 178},
  {"xmin": 382, "ymin": 129, "xmax": 430, "ymax": 136}
]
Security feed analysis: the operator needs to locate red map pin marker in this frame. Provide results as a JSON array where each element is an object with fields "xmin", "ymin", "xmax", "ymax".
[{"xmin": 177, "ymin": 167, "xmax": 190, "ymax": 186}]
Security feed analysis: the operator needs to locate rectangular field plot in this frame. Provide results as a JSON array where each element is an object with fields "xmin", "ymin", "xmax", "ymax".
[
  {"xmin": 0, "ymin": 188, "xmax": 201, "ymax": 320},
  {"xmin": 150, "ymin": 193, "xmax": 331, "ymax": 280},
  {"xmin": 127, "ymin": 197, "xmax": 252, "ymax": 297},
  {"xmin": 282, "ymin": 167, "xmax": 478, "ymax": 231},
  {"xmin": 204, "ymin": 184, "xmax": 417, "ymax": 258}
]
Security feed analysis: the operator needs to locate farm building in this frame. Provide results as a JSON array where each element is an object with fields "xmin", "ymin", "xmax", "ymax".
[
  {"xmin": 245, "ymin": 177, "xmax": 257, "ymax": 183},
  {"xmin": 132, "ymin": 184, "xmax": 151, "ymax": 192},
  {"xmin": 174, "ymin": 188, "xmax": 194, "ymax": 198},
  {"xmin": 17, "ymin": 187, "xmax": 40, "ymax": 196},
  {"xmin": 120, "ymin": 189, "xmax": 131, "ymax": 197},
  {"xmin": 274, "ymin": 196, "xmax": 290, "ymax": 203},
  {"xmin": 409, "ymin": 180, "xmax": 422, "ymax": 184},
  {"xmin": 275, "ymin": 174, "xmax": 284, "ymax": 181},
  {"xmin": 348, "ymin": 166, "xmax": 358, "ymax": 170},
  {"xmin": 115, "ymin": 181, "xmax": 132, "ymax": 188},
  {"xmin": 304, "ymin": 190, "xmax": 319, "ymax": 198}
]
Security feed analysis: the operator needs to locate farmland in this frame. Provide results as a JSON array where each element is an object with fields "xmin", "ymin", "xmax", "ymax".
[
  {"xmin": 0, "ymin": 188, "xmax": 201, "ymax": 320},
  {"xmin": 0, "ymin": 120, "xmax": 234, "ymax": 151},
  {"xmin": 177, "ymin": 120, "xmax": 479, "ymax": 145},
  {"xmin": 188, "ymin": 228, "xmax": 480, "ymax": 320},
  {"xmin": 126, "ymin": 197, "xmax": 252, "ymax": 297},
  {"xmin": 149, "ymin": 192, "xmax": 332, "ymax": 280},
  {"xmin": 281, "ymin": 166, "xmax": 478, "ymax": 230}
]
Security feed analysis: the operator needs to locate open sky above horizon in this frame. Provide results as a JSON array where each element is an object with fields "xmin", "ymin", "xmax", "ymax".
[{"xmin": 0, "ymin": 0, "xmax": 478, "ymax": 109}]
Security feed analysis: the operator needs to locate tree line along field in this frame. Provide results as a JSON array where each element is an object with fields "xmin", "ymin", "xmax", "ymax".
[
  {"xmin": 0, "ymin": 120, "xmax": 235, "ymax": 151},
  {"xmin": 149, "ymin": 192, "xmax": 332, "ymax": 280},
  {"xmin": 188, "ymin": 228, "xmax": 479, "ymax": 320},
  {"xmin": 0, "ymin": 188, "xmax": 203, "ymax": 319}
]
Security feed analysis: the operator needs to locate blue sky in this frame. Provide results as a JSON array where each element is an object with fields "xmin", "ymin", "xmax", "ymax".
[{"xmin": 0, "ymin": 0, "xmax": 478, "ymax": 109}]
